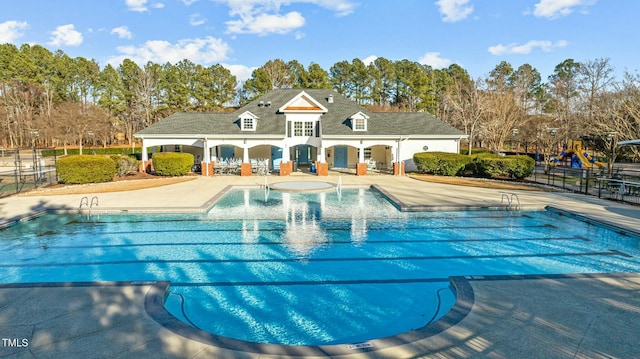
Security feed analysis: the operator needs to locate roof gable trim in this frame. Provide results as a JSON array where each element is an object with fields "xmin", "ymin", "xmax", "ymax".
[
  {"xmin": 278, "ymin": 90, "xmax": 328, "ymax": 113},
  {"xmin": 239, "ymin": 111, "xmax": 259, "ymax": 120}
]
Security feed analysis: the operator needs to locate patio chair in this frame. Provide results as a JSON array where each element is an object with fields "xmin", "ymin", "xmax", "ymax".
[
  {"xmin": 273, "ymin": 158, "xmax": 282, "ymax": 174},
  {"xmin": 366, "ymin": 159, "xmax": 376, "ymax": 170}
]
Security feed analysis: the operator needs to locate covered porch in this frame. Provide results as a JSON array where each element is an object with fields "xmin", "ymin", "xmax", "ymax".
[{"xmin": 135, "ymin": 136, "xmax": 409, "ymax": 177}]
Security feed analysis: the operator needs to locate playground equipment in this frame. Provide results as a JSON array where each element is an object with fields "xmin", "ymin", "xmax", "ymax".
[{"xmin": 549, "ymin": 140, "xmax": 605, "ymax": 169}]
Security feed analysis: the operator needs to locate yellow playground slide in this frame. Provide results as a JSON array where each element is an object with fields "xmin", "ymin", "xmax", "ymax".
[{"xmin": 570, "ymin": 141, "xmax": 605, "ymax": 169}]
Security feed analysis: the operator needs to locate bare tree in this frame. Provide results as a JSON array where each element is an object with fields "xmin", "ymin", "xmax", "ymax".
[
  {"xmin": 441, "ymin": 77, "xmax": 485, "ymax": 154},
  {"xmin": 577, "ymin": 58, "xmax": 616, "ymax": 125},
  {"xmin": 588, "ymin": 72, "xmax": 640, "ymax": 165},
  {"xmin": 480, "ymin": 90, "xmax": 522, "ymax": 152}
]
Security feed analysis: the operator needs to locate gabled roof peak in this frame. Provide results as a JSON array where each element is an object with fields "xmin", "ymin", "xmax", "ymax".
[
  {"xmin": 239, "ymin": 110, "xmax": 259, "ymax": 119},
  {"xmin": 278, "ymin": 90, "xmax": 328, "ymax": 113},
  {"xmin": 350, "ymin": 111, "xmax": 369, "ymax": 119}
]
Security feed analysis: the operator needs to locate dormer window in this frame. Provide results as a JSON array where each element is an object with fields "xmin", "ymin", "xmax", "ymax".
[
  {"xmin": 239, "ymin": 111, "xmax": 258, "ymax": 131},
  {"xmin": 242, "ymin": 117, "xmax": 255, "ymax": 130},
  {"xmin": 350, "ymin": 112, "xmax": 369, "ymax": 131},
  {"xmin": 354, "ymin": 118, "xmax": 366, "ymax": 131}
]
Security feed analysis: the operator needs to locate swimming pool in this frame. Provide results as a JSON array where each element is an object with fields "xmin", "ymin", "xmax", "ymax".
[{"xmin": 1, "ymin": 187, "xmax": 639, "ymax": 347}]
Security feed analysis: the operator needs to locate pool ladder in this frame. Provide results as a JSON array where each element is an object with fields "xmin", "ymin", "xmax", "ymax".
[
  {"xmin": 79, "ymin": 196, "xmax": 99, "ymax": 218},
  {"xmin": 500, "ymin": 192, "xmax": 521, "ymax": 211}
]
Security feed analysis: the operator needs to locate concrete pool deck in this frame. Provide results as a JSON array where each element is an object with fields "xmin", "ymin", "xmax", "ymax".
[{"xmin": 0, "ymin": 174, "xmax": 639, "ymax": 358}]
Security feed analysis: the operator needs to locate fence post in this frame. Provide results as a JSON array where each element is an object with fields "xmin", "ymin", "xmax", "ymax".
[
  {"xmin": 54, "ymin": 148, "xmax": 58, "ymax": 183},
  {"xmin": 584, "ymin": 169, "xmax": 589, "ymax": 194},
  {"xmin": 32, "ymin": 147, "xmax": 38, "ymax": 188},
  {"xmin": 598, "ymin": 178, "xmax": 602, "ymax": 198},
  {"xmin": 13, "ymin": 149, "xmax": 21, "ymax": 194}
]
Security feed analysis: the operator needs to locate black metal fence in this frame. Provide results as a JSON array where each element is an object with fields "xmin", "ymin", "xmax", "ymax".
[
  {"xmin": 528, "ymin": 163, "xmax": 640, "ymax": 205},
  {"xmin": 0, "ymin": 148, "xmax": 57, "ymax": 197}
]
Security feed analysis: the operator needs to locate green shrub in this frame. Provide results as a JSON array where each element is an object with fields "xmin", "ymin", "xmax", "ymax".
[
  {"xmin": 152, "ymin": 152, "xmax": 194, "ymax": 176},
  {"xmin": 468, "ymin": 154, "xmax": 534, "ymax": 179},
  {"xmin": 414, "ymin": 151, "xmax": 534, "ymax": 179},
  {"xmin": 109, "ymin": 155, "xmax": 139, "ymax": 177},
  {"xmin": 413, "ymin": 152, "xmax": 472, "ymax": 176},
  {"xmin": 57, "ymin": 155, "xmax": 116, "ymax": 184},
  {"xmin": 506, "ymin": 155, "xmax": 535, "ymax": 179}
]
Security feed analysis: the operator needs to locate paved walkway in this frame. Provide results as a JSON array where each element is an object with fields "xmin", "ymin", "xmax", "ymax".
[{"xmin": 0, "ymin": 174, "xmax": 639, "ymax": 358}]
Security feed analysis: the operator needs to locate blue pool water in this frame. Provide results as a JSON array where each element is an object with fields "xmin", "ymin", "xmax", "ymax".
[{"xmin": 1, "ymin": 188, "xmax": 639, "ymax": 346}]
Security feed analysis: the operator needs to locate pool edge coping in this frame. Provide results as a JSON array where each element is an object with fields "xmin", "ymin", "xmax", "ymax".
[
  {"xmin": 5, "ymin": 273, "xmax": 640, "ymax": 357},
  {"xmin": 545, "ymin": 205, "xmax": 640, "ymax": 237},
  {"xmin": 371, "ymin": 184, "xmax": 546, "ymax": 212}
]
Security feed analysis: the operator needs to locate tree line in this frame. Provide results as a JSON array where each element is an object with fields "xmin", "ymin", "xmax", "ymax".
[{"xmin": 1, "ymin": 43, "xmax": 638, "ymax": 162}]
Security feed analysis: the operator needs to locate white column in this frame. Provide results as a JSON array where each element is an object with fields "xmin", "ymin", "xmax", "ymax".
[
  {"xmin": 282, "ymin": 144, "xmax": 290, "ymax": 162},
  {"xmin": 202, "ymin": 139, "xmax": 210, "ymax": 176},
  {"xmin": 141, "ymin": 141, "xmax": 148, "ymax": 162},
  {"xmin": 203, "ymin": 140, "xmax": 210, "ymax": 163},
  {"xmin": 243, "ymin": 146, "xmax": 249, "ymax": 163},
  {"xmin": 317, "ymin": 146, "xmax": 326, "ymax": 163},
  {"xmin": 391, "ymin": 146, "xmax": 397, "ymax": 163},
  {"xmin": 358, "ymin": 145, "xmax": 365, "ymax": 163}
]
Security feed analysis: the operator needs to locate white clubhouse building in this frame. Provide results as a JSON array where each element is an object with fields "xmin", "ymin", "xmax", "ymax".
[{"xmin": 134, "ymin": 89, "xmax": 466, "ymax": 176}]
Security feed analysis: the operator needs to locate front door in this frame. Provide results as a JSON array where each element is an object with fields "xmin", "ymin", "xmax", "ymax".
[
  {"xmin": 295, "ymin": 145, "xmax": 311, "ymax": 164},
  {"xmin": 333, "ymin": 146, "xmax": 348, "ymax": 168}
]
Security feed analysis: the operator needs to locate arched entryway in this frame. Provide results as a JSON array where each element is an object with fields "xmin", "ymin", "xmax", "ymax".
[{"xmin": 292, "ymin": 144, "xmax": 317, "ymax": 172}]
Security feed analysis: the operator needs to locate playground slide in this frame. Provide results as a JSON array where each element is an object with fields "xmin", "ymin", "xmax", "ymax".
[
  {"xmin": 548, "ymin": 152, "xmax": 566, "ymax": 166},
  {"xmin": 575, "ymin": 150, "xmax": 604, "ymax": 169},
  {"xmin": 549, "ymin": 140, "xmax": 605, "ymax": 169}
]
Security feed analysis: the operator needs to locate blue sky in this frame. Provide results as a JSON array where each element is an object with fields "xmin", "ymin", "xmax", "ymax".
[{"xmin": 1, "ymin": 0, "xmax": 636, "ymax": 83}]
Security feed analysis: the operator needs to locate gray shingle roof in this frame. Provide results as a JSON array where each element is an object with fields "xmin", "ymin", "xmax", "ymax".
[{"xmin": 135, "ymin": 89, "xmax": 464, "ymax": 137}]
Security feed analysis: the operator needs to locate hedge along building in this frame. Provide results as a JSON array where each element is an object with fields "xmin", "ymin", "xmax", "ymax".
[{"xmin": 134, "ymin": 89, "xmax": 467, "ymax": 176}]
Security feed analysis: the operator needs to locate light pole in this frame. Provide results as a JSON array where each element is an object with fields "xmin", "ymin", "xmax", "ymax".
[
  {"xmin": 86, "ymin": 130, "xmax": 95, "ymax": 154},
  {"xmin": 545, "ymin": 128, "xmax": 558, "ymax": 172},
  {"xmin": 605, "ymin": 132, "xmax": 617, "ymax": 177},
  {"xmin": 548, "ymin": 128, "xmax": 558, "ymax": 155},
  {"xmin": 511, "ymin": 128, "xmax": 519, "ymax": 154}
]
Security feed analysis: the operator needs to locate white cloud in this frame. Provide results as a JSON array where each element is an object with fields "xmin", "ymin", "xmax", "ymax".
[
  {"xmin": 306, "ymin": 0, "xmax": 358, "ymax": 16},
  {"xmin": 361, "ymin": 55, "xmax": 378, "ymax": 66},
  {"xmin": 435, "ymin": 0, "xmax": 473, "ymax": 22},
  {"xmin": 111, "ymin": 26, "xmax": 133, "ymax": 39},
  {"xmin": 226, "ymin": 11, "xmax": 305, "ymax": 36},
  {"xmin": 418, "ymin": 52, "xmax": 452, "ymax": 68},
  {"xmin": 48, "ymin": 24, "xmax": 83, "ymax": 47},
  {"xmin": 126, "ymin": 0, "xmax": 164, "ymax": 11},
  {"xmin": 182, "ymin": 0, "xmax": 199, "ymax": 4},
  {"xmin": 190, "ymin": 13, "xmax": 207, "ymax": 26},
  {"xmin": 487, "ymin": 40, "xmax": 568, "ymax": 55},
  {"xmin": 223, "ymin": 63, "xmax": 255, "ymax": 83},
  {"xmin": 532, "ymin": 0, "xmax": 595, "ymax": 19},
  {"xmin": 107, "ymin": 36, "xmax": 231, "ymax": 66},
  {"xmin": 126, "ymin": 0, "xmax": 148, "ymax": 12},
  {"xmin": 0, "ymin": 20, "xmax": 28, "ymax": 43},
  {"xmin": 217, "ymin": 0, "xmax": 357, "ymax": 35}
]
